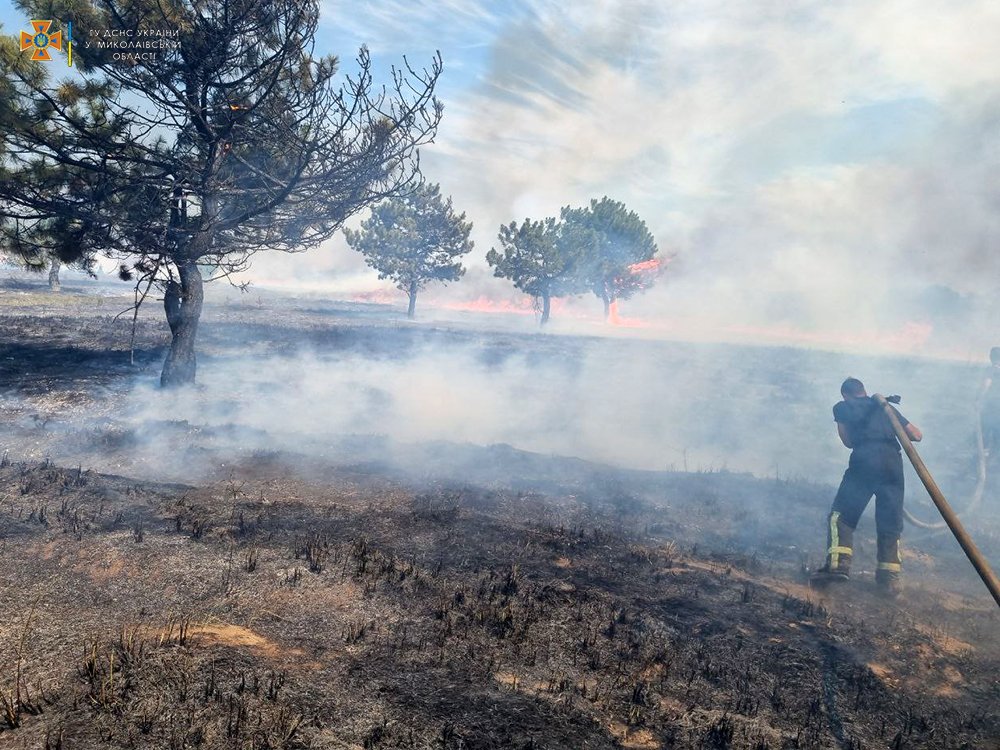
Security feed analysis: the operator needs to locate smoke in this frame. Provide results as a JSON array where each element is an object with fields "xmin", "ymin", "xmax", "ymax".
[
  {"xmin": 7, "ymin": 0, "xmax": 997, "ymax": 353},
  {"xmin": 3, "ymin": 262, "xmax": 995, "ymax": 582},
  {"xmin": 263, "ymin": 1, "xmax": 1000, "ymax": 359},
  {"xmin": 3, "ymin": 300, "xmax": 985, "ymax": 516},
  {"xmin": 5, "ymin": 1, "xmax": 1000, "ymax": 524}
]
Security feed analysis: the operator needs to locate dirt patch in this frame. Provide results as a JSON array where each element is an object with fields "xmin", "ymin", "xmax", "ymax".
[
  {"xmin": 493, "ymin": 671, "xmax": 518, "ymax": 688},
  {"xmin": 866, "ymin": 661, "xmax": 899, "ymax": 687},
  {"xmin": 913, "ymin": 622, "xmax": 975, "ymax": 655},
  {"xmin": 184, "ymin": 623, "xmax": 292, "ymax": 658},
  {"xmin": 932, "ymin": 665, "xmax": 967, "ymax": 698},
  {"xmin": 609, "ymin": 723, "xmax": 660, "ymax": 749},
  {"xmin": 74, "ymin": 547, "xmax": 128, "ymax": 584}
]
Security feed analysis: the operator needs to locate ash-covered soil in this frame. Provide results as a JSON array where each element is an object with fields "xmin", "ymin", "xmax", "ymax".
[{"xmin": 0, "ymin": 278, "xmax": 998, "ymax": 749}]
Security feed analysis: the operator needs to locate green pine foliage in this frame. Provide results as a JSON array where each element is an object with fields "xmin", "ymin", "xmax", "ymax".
[
  {"xmin": 0, "ymin": 1, "xmax": 442, "ymax": 385},
  {"xmin": 564, "ymin": 197, "xmax": 659, "ymax": 315},
  {"xmin": 485, "ymin": 214, "xmax": 587, "ymax": 325},
  {"xmin": 488, "ymin": 197, "xmax": 659, "ymax": 324},
  {"xmin": 345, "ymin": 183, "xmax": 474, "ymax": 318}
]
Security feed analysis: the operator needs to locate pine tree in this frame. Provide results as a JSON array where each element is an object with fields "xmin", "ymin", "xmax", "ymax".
[
  {"xmin": 485, "ymin": 214, "xmax": 587, "ymax": 325},
  {"xmin": 565, "ymin": 197, "xmax": 659, "ymax": 319},
  {"xmin": 0, "ymin": 1, "xmax": 442, "ymax": 385},
  {"xmin": 345, "ymin": 183, "xmax": 473, "ymax": 319}
]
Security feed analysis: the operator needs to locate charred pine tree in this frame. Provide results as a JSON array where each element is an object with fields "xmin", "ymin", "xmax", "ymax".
[{"xmin": 0, "ymin": 0, "xmax": 442, "ymax": 386}]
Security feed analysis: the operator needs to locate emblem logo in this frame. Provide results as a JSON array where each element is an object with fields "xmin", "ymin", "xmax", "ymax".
[{"xmin": 20, "ymin": 20, "xmax": 72, "ymax": 65}]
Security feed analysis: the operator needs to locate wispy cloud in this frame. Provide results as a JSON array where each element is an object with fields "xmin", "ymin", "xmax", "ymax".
[{"xmin": 286, "ymin": 2, "xmax": 1000, "ymax": 353}]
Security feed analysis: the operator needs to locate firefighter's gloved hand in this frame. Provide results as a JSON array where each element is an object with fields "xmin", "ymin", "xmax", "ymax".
[{"xmin": 886, "ymin": 394, "xmax": 901, "ymax": 404}]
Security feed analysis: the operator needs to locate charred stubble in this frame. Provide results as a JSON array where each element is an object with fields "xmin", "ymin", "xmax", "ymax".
[{"xmin": 0, "ymin": 288, "xmax": 997, "ymax": 748}]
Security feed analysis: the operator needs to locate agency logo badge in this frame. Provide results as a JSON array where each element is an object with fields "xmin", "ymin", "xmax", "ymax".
[{"xmin": 20, "ymin": 20, "xmax": 73, "ymax": 65}]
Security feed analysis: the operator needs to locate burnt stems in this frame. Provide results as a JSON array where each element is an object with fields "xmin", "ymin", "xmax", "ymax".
[
  {"xmin": 160, "ymin": 261, "xmax": 204, "ymax": 388},
  {"xmin": 1, "ymin": 457, "xmax": 998, "ymax": 747}
]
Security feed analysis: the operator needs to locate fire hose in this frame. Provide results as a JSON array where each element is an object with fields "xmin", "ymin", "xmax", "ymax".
[
  {"xmin": 876, "ymin": 394, "xmax": 1000, "ymax": 608},
  {"xmin": 902, "ymin": 405, "xmax": 987, "ymax": 530}
]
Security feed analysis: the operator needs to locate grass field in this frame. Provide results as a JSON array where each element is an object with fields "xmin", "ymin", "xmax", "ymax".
[{"xmin": 1, "ymin": 278, "xmax": 997, "ymax": 748}]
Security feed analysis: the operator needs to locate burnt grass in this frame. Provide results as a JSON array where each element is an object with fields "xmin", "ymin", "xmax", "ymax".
[{"xmin": 1, "ymin": 282, "xmax": 999, "ymax": 749}]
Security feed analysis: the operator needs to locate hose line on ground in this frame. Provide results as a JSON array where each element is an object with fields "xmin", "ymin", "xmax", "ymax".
[
  {"xmin": 877, "ymin": 394, "xmax": 1000, "ymax": 609},
  {"xmin": 903, "ymin": 413, "xmax": 986, "ymax": 530}
]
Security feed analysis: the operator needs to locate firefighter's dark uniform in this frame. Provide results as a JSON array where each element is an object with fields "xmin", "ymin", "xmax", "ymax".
[{"xmin": 824, "ymin": 396, "xmax": 909, "ymax": 588}]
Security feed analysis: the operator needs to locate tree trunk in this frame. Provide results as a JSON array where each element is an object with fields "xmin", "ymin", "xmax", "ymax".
[
  {"xmin": 407, "ymin": 280, "xmax": 417, "ymax": 319},
  {"xmin": 160, "ymin": 261, "xmax": 204, "ymax": 388},
  {"xmin": 540, "ymin": 292, "xmax": 551, "ymax": 326},
  {"xmin": 602, "ymin": 291, "xmax": 611, "ymax": 320},
  {"xmin": 48, "ymin": 259, "xmax": 60, "ymax": 292}
]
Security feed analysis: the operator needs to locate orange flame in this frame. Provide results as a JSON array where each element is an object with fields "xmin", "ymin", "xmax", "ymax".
[
  {"xmin": 351, "ymin": 289, "xmax": 399, "ymax": 305},
  {"xmin": 606, "ymin": 300, "xmax": 651, "ymax": 328},
  {"xmin": 608, "ymin": 299, "xmax": 621, "ymax": 324},
  {"xmin": 628, "ymin": 258, "xmax": 661, "ymax": 274},
  {"xmin": 718, "ymin": 320, "xmax": 934, "ymax": 352},
  {"xmin": 437, "ymin": 296, "xmax": 564, "ymax": 316},
  {"xmin": 601, "ymin": 258, "xmax": 663, "ymax": 326}
]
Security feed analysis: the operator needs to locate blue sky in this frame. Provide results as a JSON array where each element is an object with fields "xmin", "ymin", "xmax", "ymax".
[{"xmin": 4, "ymin": 1, "xmax": 1000, "ymax": 353}]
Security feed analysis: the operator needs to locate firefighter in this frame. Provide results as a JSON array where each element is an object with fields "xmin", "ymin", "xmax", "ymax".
[{"xmin": 811, "ymin": 377, "xmax": 922, "ymax": 597}]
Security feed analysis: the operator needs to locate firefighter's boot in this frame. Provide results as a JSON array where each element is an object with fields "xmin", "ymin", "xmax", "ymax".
[
  {"xmin": 811, "ymin": 512, "xmax": 853, "ymax": 585},
  {"xmin": 876, "ymin": 534, "xmax": 902, "ymax": 598}
]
